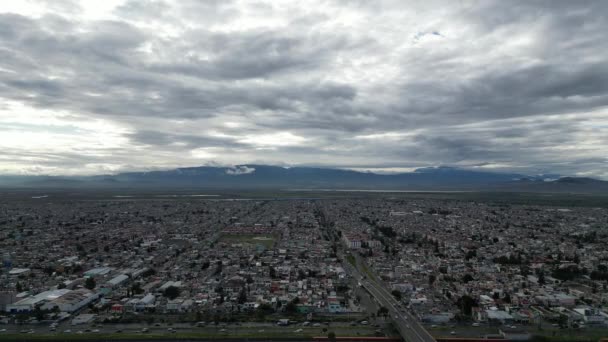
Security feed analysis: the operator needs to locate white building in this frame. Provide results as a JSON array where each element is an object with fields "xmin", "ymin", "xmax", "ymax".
[
  {"xmin": 342, "ymin": 234, "xmax": 362, "ymax": 249},
  {"xmin": 5, "ymin": 289, "xmax": 71, "ymax": 313},
  {"xmin": 106, "ymin": 274, "xmax": 129, "ymax": 288},
  {"xmin": 574, "ymin": 308, "xmax": 606, "ymax": 325},
  {"xmin": 41, "ymin": 289, "xmax": 101, "ymax": 313}
]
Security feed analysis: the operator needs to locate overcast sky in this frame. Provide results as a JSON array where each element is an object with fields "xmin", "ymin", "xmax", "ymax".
[{"xmin": 1, "ymin": 0, "xmax": 607, "ymax": 178}]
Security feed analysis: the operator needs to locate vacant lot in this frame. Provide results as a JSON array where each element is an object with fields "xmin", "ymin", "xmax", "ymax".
[{"xmin": 219, "ymin": 234, "xmax": 276, "ymax": 249}]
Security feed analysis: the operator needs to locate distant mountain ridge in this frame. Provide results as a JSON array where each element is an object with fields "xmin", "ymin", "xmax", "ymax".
[{"xmin": 0, "ymin": 165, "xmax": 607, "ymax": 193}]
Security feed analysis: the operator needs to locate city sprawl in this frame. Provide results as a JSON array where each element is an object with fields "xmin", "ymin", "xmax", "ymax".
[{"xmin": 0, "ymin": 196, "xmax": 607, "ymax": 340}]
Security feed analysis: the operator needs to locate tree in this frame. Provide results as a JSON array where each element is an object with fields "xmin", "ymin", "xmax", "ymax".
[
  {"xmin": 328, "ymin": 331, "xmax": 337, "ymax": 342},
  {"xmin": 462, "ymin": 274, "xmax": 474, "ymax": 283},
  {"xmin": 552, "ymin": 265, "xmax": 583, "ymax": 281},
  {"xmin": 15, "ymin": 282, "xmax": 23, "ymax": 292},
  {"xmin": 391, "ymin": 290, "xmax": 402, "ymax": 301},
  {"xmin": 85, "ymin": 277, "xmax": 96, "ymax": 290},
  {"xmin": 285, "ymin": 301, "xmax": 297, "ymax": 313},
  {"xmin": 456, "ymin": 295, "xmax": 477, "ymax": 316},
  {"xmin": 377, "ymin": 306, "xmax": 389, "ymax": 317},
  {"xmin": 238, "ymin": 288, "xmax": 247, "ymax": 304},
  {"xmin": 163, "ymin": 285, "xmax": 180, "ymax": 300},
  {"xmin": 428, "ymin": 274, "xmax": 436, "ymax": 286},
  {"xmin": 256, "ymin": 303, "xmax": 275, "ymax": 319},
  {"xmin": 538, "ymin": 271, "xmax": 546, "ymax": 285},
  {"xmin": 34, "ymin": 305, "xmax": 45, "ymax": 321},
  {"xmin": 131, "ymin": 282, "xmax": 144, "ymax": 294},
  {"xmin": 214, "ymin": 260, "xmax": 223, "ymax": 275},
  {"xmin": 141, "ymin": 268, "xmax": 156, "ymax": 277},
  {"xmin": 285, "ymin": 297, "xmax": 300, "ymax": 313}
]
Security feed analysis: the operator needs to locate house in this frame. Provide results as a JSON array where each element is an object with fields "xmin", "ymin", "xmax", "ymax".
[
  {"xmin": 573, "ymin": 308, "xmax": 605, "ymax": 325},
  {"xmin": 327, "ymin": 296, "xmax": 343, "ymax": 313},
  {"xmin": 125, "ymin": 294, "xmax": 155, "ymax": 312}
]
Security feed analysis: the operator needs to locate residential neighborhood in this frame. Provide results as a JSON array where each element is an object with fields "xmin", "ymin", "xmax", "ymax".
[{"xmin": 0, "ymin": 194, "xmax": 607, "ymax": 341}]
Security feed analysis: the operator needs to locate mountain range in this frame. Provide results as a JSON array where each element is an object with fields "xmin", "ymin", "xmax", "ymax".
[{"xmin": 1, "ymin": 165, "xmax": 607, "ymax": 193}]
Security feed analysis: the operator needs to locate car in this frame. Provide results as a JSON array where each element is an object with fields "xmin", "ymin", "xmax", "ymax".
[
  {"xmin": 92, "ymin": 329, "xmax": 100, "ymax": 333},
  {"xmin": 302, "ymin": 321, "xmax": 311, "ymax": 326},
  {"xmin": 360, "ymin": 320, "xmax": 369, "ymax": 325},
  {"xmin": 115, "ymin": 329, "xmax": 122, "ymax": 333},
  {"xmin": 431, "ymin": 325, "xmax": 437, "ymax": 328},
  {"xmin": 196, "ymin": 321, "xmax": 206, "ymax": 327},
  {"xmin": 20, "ymin": 330, "xmax": 29, "ymax": 334},
  {"xmin": 155, "ymin": 323, "xmax": 161, "ymax": 327},
  {"xmin": 0, "ymin": 329, "xmax": 7, "ymax": 332},
  {"xmin": 450, "ymin": 331, "xmax": 456, "ymax": 335},
  {"xmin": 510, "ymin": 325, "xmax": 517, "ymax": 329},
  {"xmin": 220, "ymin": 329, "xmax": 227, "ymax": 333},
  {"xmin": 294, "ymin": 329, "xmax": 303, "ymax": 333},
  {"xmin": 472, "ymin": 323, "xmax": 480, "ymax": 327},
  {"xmin": 63, "ymin": 330, "xmax": 72, "ymax": 333},
  {"xmin": 141, "ymin": 328, "xmax": 149, "ymax": 333},
  {"xmin": 313, "ymin": 323, "xmax": 321, "ymax": 327}
]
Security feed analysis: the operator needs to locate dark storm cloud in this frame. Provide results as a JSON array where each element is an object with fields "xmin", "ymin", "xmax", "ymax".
[
  {"xmin": 150, "ymin": 25, "xmax": 366, "ymax": 81},
  {"xmin": 0, "ymin": 0, "xmax": 607, "ymax": 177},
  {"xmin": 128, "ymin": 130, "xmax": 246, "ymax": 149}
]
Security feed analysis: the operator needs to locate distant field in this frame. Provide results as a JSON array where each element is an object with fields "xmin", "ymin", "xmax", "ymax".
[
  {"xmin": 219, "ymin": 234, "xmax": 277, "ymax": 248},
  {"xmin": 1, "ymin": 188, "xmax": 607, "ymax": 207}
]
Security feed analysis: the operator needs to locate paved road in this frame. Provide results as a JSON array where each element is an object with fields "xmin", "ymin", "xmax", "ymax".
[
  {"xmin": 361, "ymin": 280, "xmax": 435, "ymax": 342},
  {"xmin": 340, "ymin": 252, "xmax": 435, "ymax": 342}
]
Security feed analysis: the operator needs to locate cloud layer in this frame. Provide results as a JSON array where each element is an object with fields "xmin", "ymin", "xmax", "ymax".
[{"xmin": 1, "ymin": 0, "xmax": 607, "ymax": 178}]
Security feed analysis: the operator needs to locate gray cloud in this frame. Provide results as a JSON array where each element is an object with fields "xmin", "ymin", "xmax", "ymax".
[{"xmin": 0, "ymin": 0, "xmax": 607, "ymax": 178}]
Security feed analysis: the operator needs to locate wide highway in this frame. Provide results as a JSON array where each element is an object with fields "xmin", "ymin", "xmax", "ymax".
[{"xmin": 361, "ymin": 279, "xmax": 436, "ymax": 342}]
